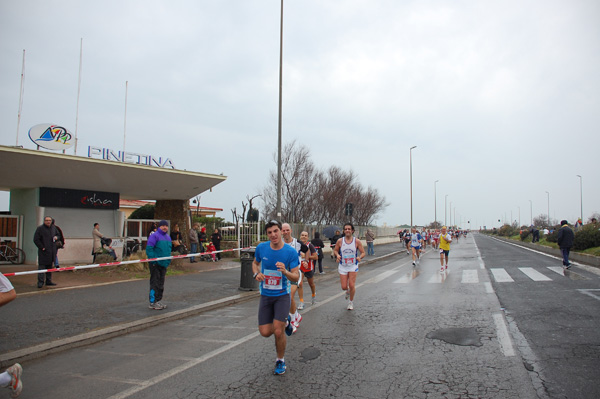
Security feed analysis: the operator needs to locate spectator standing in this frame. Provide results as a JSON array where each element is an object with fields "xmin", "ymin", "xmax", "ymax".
[
  {"xmin": 92, "ymin": 223, "xmax": 105, "ymax": 262},
  {"xmin": 33, "ymin": 216, "xmax": 57, "ymax": 288},
  {"xmin": 170, "ymin": 224, "xmax": 184, "ymax": 254},
  {"xmin": 311, "ymin": 232, "xmax": 325, "ymax": 274},
  {"xmin": 557, "ymin": 220, "xmax": 574, "ymax": 269},
  {"xmin": 146, "ymin": 220, "xmax": 172, "ymax": 309},
  {"xmin": 211, "ymin": 228, "xmax": 222, "ymax": 260},
  {"xmin": 51, "ymin": 219, "xmax": 65, "ymax": 267},
  {"xmin": 365, "ymin": 228, "xmax": 375, "ymax": 256},
  {"xmin": 189, "ymin": 223, "xmax": 199, "ymax": 263},
  {"xmin": 198, "ymin": 227, "xmax": 207, "ymax": 249}
]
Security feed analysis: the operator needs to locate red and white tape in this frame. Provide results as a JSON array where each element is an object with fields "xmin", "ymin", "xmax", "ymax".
[{"xmin": 1, "ymin": 247, "xmax": 252, "ymax": 277}]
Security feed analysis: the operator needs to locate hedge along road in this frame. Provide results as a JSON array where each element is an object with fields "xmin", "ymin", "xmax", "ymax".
[{"xmin": 0, "ymin": 242, "xmax": 405, "ymax": 366}]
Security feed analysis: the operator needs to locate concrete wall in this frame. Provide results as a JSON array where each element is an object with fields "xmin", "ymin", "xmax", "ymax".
[{"xmin": 9, "ymin": 188, "xmax": 40, "ymax": 264}]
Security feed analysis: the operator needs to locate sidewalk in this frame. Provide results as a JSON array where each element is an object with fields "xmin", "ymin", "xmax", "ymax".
[{"xmin": 0, "ymin": 242, "xmax": 404, "ymax": 367}]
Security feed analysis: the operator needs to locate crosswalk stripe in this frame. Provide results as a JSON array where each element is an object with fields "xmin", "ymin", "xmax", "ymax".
[
  {"xmin": 428, "ymin": 274, "xmax": 445, "ymax": 283},
  {"xmin": 394, "ymin": 274, "xmax": 413, "ymax": 284},
  {"xmin": 462, "ymin": 270, "xmax": 479, "ymax": 283},
  {"xmin": 490, "ymin": 268, "xmax": 514, "ymax": 282},
  {"xmin": 547, "ymin": 267, "xmax": 565, "ymax": 276},
  {"xmin": 518, "ymin": 267, "xmax": 552, "ymax": 281},
  {"xmin": 484, "ymin": 282, "xmax": 494, "ymax": 294}
]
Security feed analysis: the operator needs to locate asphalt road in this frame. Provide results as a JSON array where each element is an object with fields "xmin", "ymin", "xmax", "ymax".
[
  {"xmin": 474, "ymin": 234, "xmax": 600, "ymax": 399},
  {"xmin": 6, "ymin": 235, "xmax": 600, "ymax": 398}
]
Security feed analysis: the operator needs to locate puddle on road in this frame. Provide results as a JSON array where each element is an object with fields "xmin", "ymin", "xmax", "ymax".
[
  {"xmin": 426, "ymin": 327, "xmax": 482, "ymax": 347},
  {"xmin": 299, "ymin": 347, "xmax": 321, "ymax": 362}
]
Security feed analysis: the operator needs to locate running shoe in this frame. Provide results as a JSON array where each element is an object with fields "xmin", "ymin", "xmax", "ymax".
[
  {"xmin": 295, "ymin": 313, "xmax": 303, "ymax": 325},
  {"xmin": 445, "ymin": 265, "xmax": 448, "ymax": 270},
  {"xmin": 319, "ymin": 272, "xmax": 325, "ymax": 275},
  {"xmin": 149, "ymin": 302, "xmax": 165, "ymax": 310},
  {"xmin": 412, "ymin": 261, "xmax": 416, "ymax": 266},
  {"xmin": 274, "ymin": 360, "xmax": 286, "ymax": 375},
  {"xmin": 7, "ymin": 363, "xmax": 22, "ymax": 398},
  {"xmin": 298, "ymin": 301, "xmax": 304, "ymax": 310},
  {"xmin": 440, "ymin": 267, "xmax": 445, "ymax": 274},
  {"xmin": 347, "ymin": 301, "xmax": 354, "ymax": 310},
  {"xmin": 285, "ymin": 316, "xmax": 294, "ymax": 336},
  {"xmin": 565, "ymin": 264, "xmax": 572, "ymax": 270},
  {"xmin": 311, "ymin": 295, "xmax": 316, "ymax": 305},
  {"xmin": 155, "ymin": 302, "xmax": 167, "ymax": 309},
  {"xmin": 345, "ymin": 290, "xmax": 349, "ymax": 300}
]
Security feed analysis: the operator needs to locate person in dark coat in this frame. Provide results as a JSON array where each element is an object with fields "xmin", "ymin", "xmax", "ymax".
[
  {"xmin": 311, "ymin": 232, "xmax": 325, "ymax": 274},
  {"xmin": 557, "ymin": 220, "xmax": 575, "ymax": 269},
  {"xmin": 211, "ymin": 228, "xmax": 222, "ymax": 260},
  {"xmin": 51, "ymin": 219, "xmax": 65, "ymax": 267},
  {"xmin": 33, "ymin": 216, "xmax": 58, "ymax": 288}
]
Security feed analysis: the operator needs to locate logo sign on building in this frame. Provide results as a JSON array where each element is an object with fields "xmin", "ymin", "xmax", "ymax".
[
  {"xmin": 39, "ymin": 187, "xmax": 120, "ymax": 210},
  {"xmin": 29, "ymin": 124, "xmax": 74, "ymax": 151}
]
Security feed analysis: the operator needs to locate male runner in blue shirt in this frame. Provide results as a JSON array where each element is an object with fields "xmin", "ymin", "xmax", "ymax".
[{"xmin": 252, "ymin": 220, "xmax": 300, "ymax": 375}]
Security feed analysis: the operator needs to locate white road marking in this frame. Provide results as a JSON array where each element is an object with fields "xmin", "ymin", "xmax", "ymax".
[
  {"xmin": 484, "ymin": 282, "xmax": 494, "ymax": 294},
  {"xmin": 493, "ymin": 313, "xmax": 515, "ymax": 357},
  {"xmin": 394, "ymin": 274, "xmax": 413, "ymax": 284},
  {"xmin": 462, "ymin": 270, "xmax": 479, "ymax": 283},
  {"xmin": 490, "ymin": 268, "xmax": 514, "ymax": 282},
  {"xmin": 428, "ymin": 274, "xmax": 445, "ymax": 283},
  {"xmin": 547, "ymin": 267, "xmax": 565, "ymax": 276},
  {"xmin": 518, "ymin": 267, "xmax": 552, "ymax": 281},
  {"xmin": 368, "ymin": 269, "xmax": 400, "ymax": 284},
  {"xmin": 577, "ymin": 289, "xmax": 600, "ymax": 302}
]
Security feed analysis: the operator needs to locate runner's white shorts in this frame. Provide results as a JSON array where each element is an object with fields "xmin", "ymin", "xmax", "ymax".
[{"xmin": 338, "ymin": 263, "xmax": 359, "ymax": 275}]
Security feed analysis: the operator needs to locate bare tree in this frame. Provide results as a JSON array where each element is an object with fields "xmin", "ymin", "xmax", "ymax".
[{"xmin": 262, "ymin": 143, "xmax": 388, "ymax": 225}]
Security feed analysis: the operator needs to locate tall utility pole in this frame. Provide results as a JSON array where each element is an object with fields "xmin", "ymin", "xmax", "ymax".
[
  {"xmin": 445, "ymin": 195, "xmax": 448, "ymax": 226},
  {"xmin": 434, "ymin": 180, "xmax": 439, "ymax": 227},
  {"xmin": 545, "ymin": 191, "xmax": 550, "ymax": 227},
  {"xmin": 529, "ymin": 200, "xmax": 532, "ymax": 225},
  {"xmin": 577, "ymin": 175, "xmax": 583, "ymax": 223},
  {"xmin": 409, "ymin": 146, "xmax": 417, "ymax": 228},
  {"xmin": 275, "ymin": 0, "xmax": 284, "ymax": 218}
]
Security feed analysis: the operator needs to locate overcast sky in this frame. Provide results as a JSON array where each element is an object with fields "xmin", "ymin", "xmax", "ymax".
[{"xmin": 1, "ymin": 0, "xmax": 598, "ymax": 229}]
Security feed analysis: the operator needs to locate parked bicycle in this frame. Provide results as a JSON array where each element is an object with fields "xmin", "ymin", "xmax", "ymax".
[{"xmin": 0, "ymin": 241, "xmax": 26, "ymax": 264}]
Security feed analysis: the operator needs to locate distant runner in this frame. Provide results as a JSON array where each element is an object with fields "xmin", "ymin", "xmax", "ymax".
[
  {"xmin": 410, "ymin": 227, "xmax": 423, "ymax": 266},
  {"xmin": 439, "ymin": 226, "xmax": 452, "ymax": 273}
]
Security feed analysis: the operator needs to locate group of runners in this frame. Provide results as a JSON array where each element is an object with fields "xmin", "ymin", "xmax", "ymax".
[
  {"xmin": 252, "ymin": 221, "xmax": 365, "ymax": 375},
  {"xmin": 398, "ymin": 226, "xmax": 467, "ymax": 272},
  {"xmin": 252, "ymin": 220, "xmax": 471, "ymax": 375}
]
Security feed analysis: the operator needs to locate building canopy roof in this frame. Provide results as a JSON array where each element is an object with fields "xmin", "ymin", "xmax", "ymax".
[{"xmin": 2, "ymin": 146, "xmax": 226, "ymax": 200}]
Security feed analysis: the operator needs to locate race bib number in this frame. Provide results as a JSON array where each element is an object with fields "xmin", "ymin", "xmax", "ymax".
[
  {"xmin": 342, "ymin": 253, "xmax": 355, "ymax": 265},
  {"xmin": 263, "ymin": 269, "xmax": 283, "ymax": 290}
]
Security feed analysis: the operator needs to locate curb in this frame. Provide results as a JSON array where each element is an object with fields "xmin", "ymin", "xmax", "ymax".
[{"xmin": 0, "ymin": 248, "xmax": 404, "ymax": 368}]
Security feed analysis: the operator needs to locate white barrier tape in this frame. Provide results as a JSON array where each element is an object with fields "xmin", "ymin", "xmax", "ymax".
[{"xmin": 2, "ymin": 247, "xmax": 252, "ymax": 277}]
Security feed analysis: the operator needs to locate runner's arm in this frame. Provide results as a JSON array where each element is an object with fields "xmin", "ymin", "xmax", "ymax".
[
  {"xmin": 356, "ymin": 239, "xmax": 366, "ymax": 261},
  {"xmin": 334, "ymin": 239, "xmax": 342, "ymax": 262}
]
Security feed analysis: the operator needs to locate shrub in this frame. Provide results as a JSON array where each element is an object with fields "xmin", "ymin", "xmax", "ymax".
[
  {"xmin": 497, "ymin": 224, "xmax": 517, "ymax": 237},
  {"xmin": 545, "ymin": 229, "xmax": 558, "ymax": 243},
  {"xmin": 573, "ymin": 224, "xmax": 600, "ymax": 250},
  {"xmin": 520, "ymin": 230, "xmax": 531, "ymax": 241}
]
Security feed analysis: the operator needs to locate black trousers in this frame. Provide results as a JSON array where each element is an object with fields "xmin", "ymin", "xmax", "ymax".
[
  {"xmin": 149, "ymin": 264, "xmax": 167, "ymax": 303},
  {"xmin": 38, "ymin": 263, "xmax": 53, "ymax": 285}
]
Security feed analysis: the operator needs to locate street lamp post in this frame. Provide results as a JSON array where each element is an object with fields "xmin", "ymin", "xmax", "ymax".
[
  {"xmin": 529, "ymin": 200, "xmax": 532, "ymax": 226},
  {"xmin": 445, "ymin": 195, "xmax": 448, "ymax": 226},
  {"xmin": 275, "ymin": 0, "xmax": 284, "ymax": 218},
  {"xmin": 434, "ymin": 180, "xmax": 439, "ymax": 227},
  {"xmin": 577, "ymin": 175, "xmax": 583, "ymax": 223},
  {"xmin": 545, "ymin": 191, "xmax": 550, "ymax": 227},
  {"xmin": 410, "ymin": 146, "xmax": 417, "ymax": 228}
]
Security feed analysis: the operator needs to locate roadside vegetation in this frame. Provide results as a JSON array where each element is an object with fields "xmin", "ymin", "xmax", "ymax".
[{"xmin": 482, "ymin": 221, "xmax": 600, "ymax": 256}]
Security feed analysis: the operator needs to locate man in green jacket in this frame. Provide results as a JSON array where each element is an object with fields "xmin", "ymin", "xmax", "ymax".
[{"xmin": 146, "ymin": 220, "xmax": 172, "ymax": 309}]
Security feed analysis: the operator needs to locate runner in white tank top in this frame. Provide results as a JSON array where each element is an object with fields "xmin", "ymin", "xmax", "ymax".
[{"xmin": 334, "ymin": 223, "xmax": 365, "ymax": 310}]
